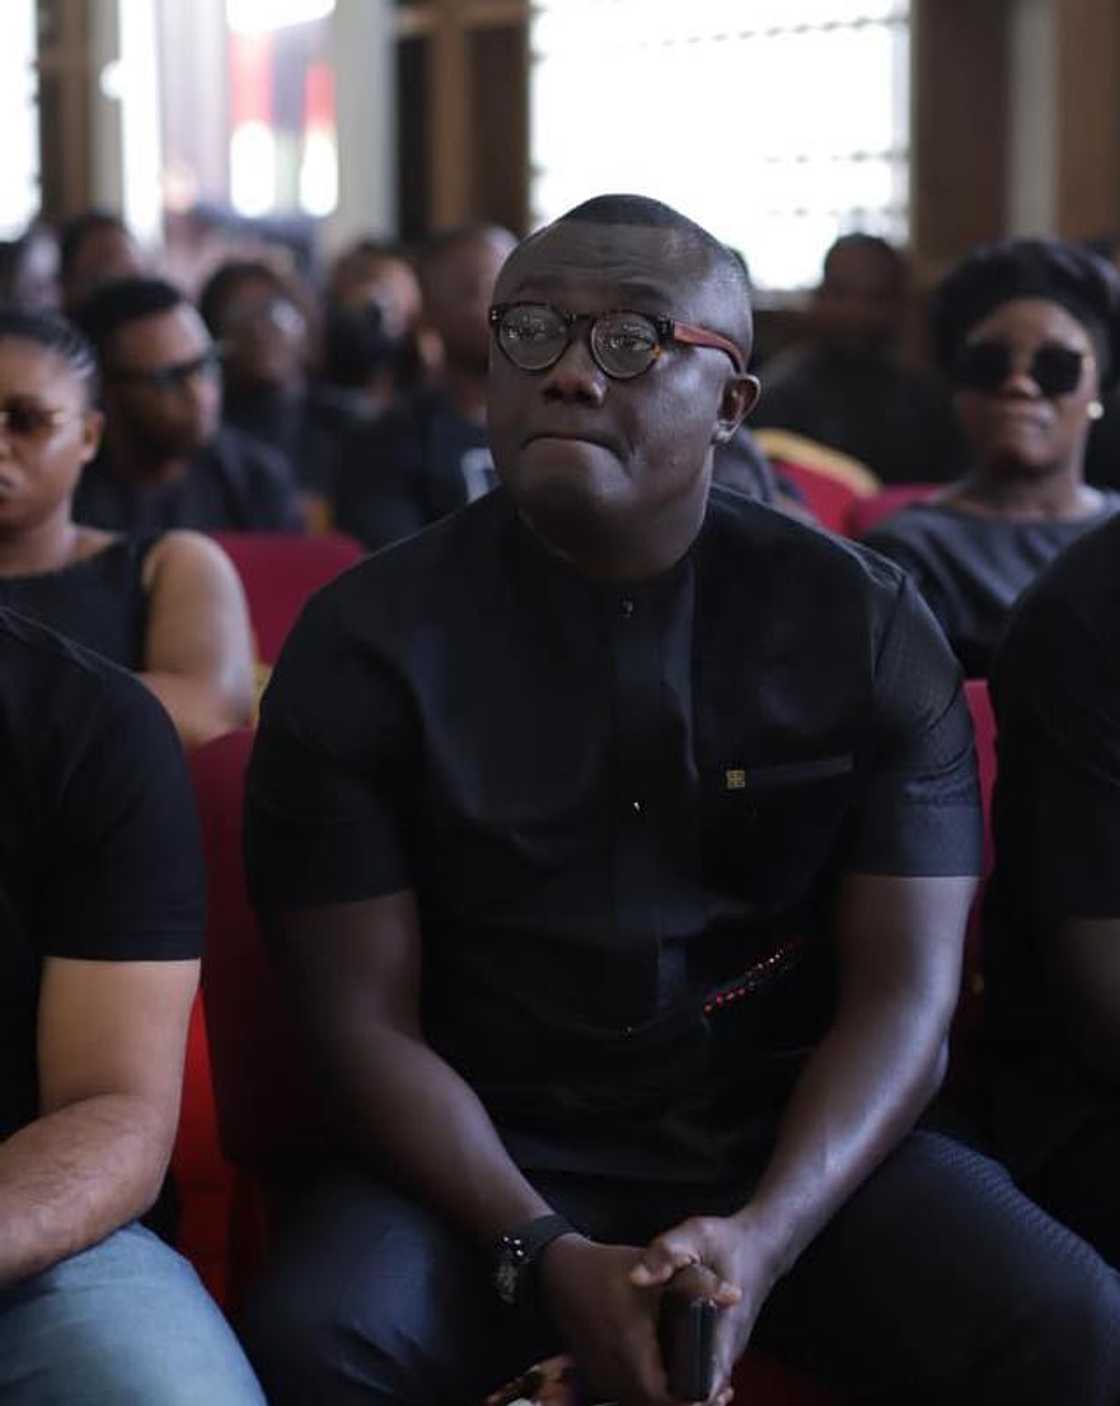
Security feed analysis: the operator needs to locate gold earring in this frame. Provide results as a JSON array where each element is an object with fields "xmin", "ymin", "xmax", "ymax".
[{"xmin": 1089, "ymin": 400, "xmax": 1105, "ymax": 420}]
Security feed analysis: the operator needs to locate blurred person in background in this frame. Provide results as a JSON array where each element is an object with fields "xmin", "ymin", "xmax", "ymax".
[
  {"xmin": 866, "ymin": 238, "xmax": 1120, "ymax": 678},
  {"xmin": 333, "ymin": 223, "xmax": 516, "ymax": 551},
  {"xmin": 0, "ymin": 221, "xmax": 61, "ymax": 312},
  {"xmin": 321, "ymin": 238, "xmax": 430, "ymax": 423},
  {"xmin": 0, "ymin": 308, "xmax": 254, "ymax": 746},
  {"xmin": 73, "ymin": 276, "xmax": 300, "ymax": 535},
  {"xmin": 199, "ymin": 259, "xmax": 346, "ymax": 518},
  {"xmin": 752, "ymin": 233, "xmax": 966, "ymax": 484},
  {"xmin": 59, "ymin": 209, "xmax": 145, "ymax": 318}
]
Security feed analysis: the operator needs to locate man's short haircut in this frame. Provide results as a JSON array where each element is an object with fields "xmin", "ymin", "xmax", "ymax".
[
  {"xmin": 0, "ymin": 307, "xmax": 99, "ymax": 402},
  {"xmin": 58, "ymin": 209, "xmax": 131, "ymax": 281},
  {"xmin": 71, "ymin": 276, "xmax": 188, "ymax": 360},
  {"xmin": 822, "ymin": 232, "xmax": 906, "ymax": 286},
  {"xmin": 518, "ymin": 194, "xmax": 754, "ymax": 352},
  {"xmin": 198, "ymin": 259, "xmax": 293, "ymax": 337}
]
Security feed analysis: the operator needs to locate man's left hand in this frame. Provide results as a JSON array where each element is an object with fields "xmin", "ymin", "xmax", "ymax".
[{"xmin": 630, "ymin": 1213, "xmax": 781, "ymax": 1400}]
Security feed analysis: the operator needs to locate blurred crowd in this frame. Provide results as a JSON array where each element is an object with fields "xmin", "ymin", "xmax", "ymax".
[{"xmin": 3, "ymin": 205, "xmax": 1120, "ymax": 686}]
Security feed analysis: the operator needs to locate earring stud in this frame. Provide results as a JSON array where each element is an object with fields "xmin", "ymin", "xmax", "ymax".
[{"xmin": 1089, "ymin": 400, "xmax": 1105, "ymax": 420}]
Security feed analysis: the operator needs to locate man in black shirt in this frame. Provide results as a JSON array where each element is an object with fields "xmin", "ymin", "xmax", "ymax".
[
  {"xmin": 73, "ymin": 276, "xmax": 300, "ymax": 533},
  {"xmin": 333, "ymin": 224, "xmax": 516, "ymax": 550},
  {"xmin": 244, "ymin": 196, "xmax": 1120, "ymax": 1405},
  {"xmin": 752, "ymin": 234, "xmax": 967, "ymax": 485},
  {"xmin": 0, "ymin": 608, "xmax": 264, "ymax": 1403},
  {"xmin": 984, "ymin": 512, "xmax": 1120, "ymax": 1265}
]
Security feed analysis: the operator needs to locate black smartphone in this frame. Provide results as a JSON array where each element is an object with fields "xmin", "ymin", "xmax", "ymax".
[{"xmin": 658, "ymin": 1290, "xmax": 717, "ymax": 1401}]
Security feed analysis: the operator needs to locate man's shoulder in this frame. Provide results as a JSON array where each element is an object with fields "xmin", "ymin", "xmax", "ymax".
[
  {"xmin": 209, "ymin": 425, "xmax": 291, "ymax": 484},
  {"xmin": 705, "ymin": 483, "xmax": 908, "ymax": 600},
  {"xmin": 0, "ymin": 606, "xmax": 176, "ymax": 763},
  {"xmin": 999, "ymin": 512, "xmax": 1120, "ymax": 676},
  {"xmin": 291, "ymin": 490, "xmax": 510, "ymax": 636}
]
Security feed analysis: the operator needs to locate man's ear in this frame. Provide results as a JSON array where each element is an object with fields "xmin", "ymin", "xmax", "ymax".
[{"xmin": 712, "ymin": 374, "xmax": 760, "ymax": 444}]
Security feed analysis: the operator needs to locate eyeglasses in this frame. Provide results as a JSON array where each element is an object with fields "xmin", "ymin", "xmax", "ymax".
[
  {"xmin": 489, "ymin": 301, "xmax": 745, "ymax": 381},
  {"xmin": 108, "ymin": 346, "xmax": 224, "ymax": 393},
  {"xmin": 953, "ymin": 339, "xmax": 1087, "ymax": 397},
  {"xmin": 0, "ymin": 401, "xmax": 76, "ymax": 439}
]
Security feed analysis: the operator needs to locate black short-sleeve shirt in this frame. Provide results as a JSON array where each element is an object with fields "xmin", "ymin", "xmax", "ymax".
[
  {"xmin": 248, "ymin": 486, "xmax": 981, "ymax": 1182},
  {"xmin": 984, "ymin": 513, "xmax": 1120, "ymax": 1173},
  {"xmin": 0, "ymin": 608, "xmax": 205, "ymax": 1141}
]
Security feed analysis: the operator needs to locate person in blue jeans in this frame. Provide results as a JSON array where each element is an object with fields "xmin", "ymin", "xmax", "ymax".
[{"xmin": 0, "ymin": 606, "xmax": 264, "ymax": 1404}]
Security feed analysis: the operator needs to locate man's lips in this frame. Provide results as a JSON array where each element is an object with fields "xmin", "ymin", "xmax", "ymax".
[{"xmin": 523, "ymin": 429, "xmax": 620, "ymax": 455}]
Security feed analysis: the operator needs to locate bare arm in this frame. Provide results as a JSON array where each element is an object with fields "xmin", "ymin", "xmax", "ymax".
[
  {"xmin": 1046, "ymin": 918, "xmax": 1120, "ymax": 1082},
  {"xmin": 279, "ymin": 892, "xmax": 553, "ymax": 1242},
  {"xmin": 739, "ymin": 871, "xmax": 974, "ymax": 1269},
  {"xmin": 139, "ymin": 532, "xmax": 255, "ymax": 747},
  {"xmin": 0, "ymin": 957, "xmax": 199, "ymax": 1286},
  {"xmin": 631, "ymin": 871, "xmax": 975, "ymax": 1397}
]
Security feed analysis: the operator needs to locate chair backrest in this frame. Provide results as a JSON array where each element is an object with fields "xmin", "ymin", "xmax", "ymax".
[
  {"xmin": 954, "ymin": 678, "xmax": 997, "ymax": 1061},
  {"xmin": 752, "ymin": 429, "xmax": 880, "ymax": 536},
  {"xmin": 846, "ymin": 483, "xmax": 940, "ymax": 539},
  {"xmin": 964, "ymin": 678, "xmax": 997, "ymax": 869},
  {"xmin": 188, "ymin": 728, "xmax": 328, "ymax": 1172},
  {"xmin": 211, "ymin": 531, "xmax": 365, "ymax": 664}
]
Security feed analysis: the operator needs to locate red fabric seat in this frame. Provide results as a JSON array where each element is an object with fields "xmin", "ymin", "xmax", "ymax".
[
  {"xmin": 210, "ymin": 531, "xmax": 364, "ymax": 665},
  {"xmin": 846, "ymin": 483, "xmax": 941, "ymax": 538},
  {"xmin": 170, "ymin": 995, "xmax": 236, "ymax": 1308},
  {"xmin": 954, "ymin": 679, "xmax": 997, "ymax": 1057}
]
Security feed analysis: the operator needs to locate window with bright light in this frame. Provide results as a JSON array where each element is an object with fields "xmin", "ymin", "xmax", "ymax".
[
  {"xmin": 226, "ymin": 0, "xmax": 338, "ymax": 219},
  {"xmin": 530, "ymin": 1, "xmax": 910, "ymax": 291},
  {"xmin": 0, "ymin": 0, "xmax": 41, "ymax": 237}
]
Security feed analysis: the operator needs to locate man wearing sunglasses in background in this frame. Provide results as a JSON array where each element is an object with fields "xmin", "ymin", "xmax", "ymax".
[
  {"xmin": 243, "ymin": 196, "xmax": 1120, "ymax": 1406},
  {"xmin": 71, "ymin": 276, "xmax": 300, "ymax": 534},
  {"xmin": 866, "ymin": 238, "xmax": 1120, "ymax": 678}
]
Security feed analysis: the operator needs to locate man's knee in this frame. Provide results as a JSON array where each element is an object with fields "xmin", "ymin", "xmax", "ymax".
[
  {"xmin": 0, "ymin": 1227, "xmax": 264, "ymax": 1406},
  {"xmin": 241, "ymin": 1174, "xmax": 518, "ymax": 1406}
]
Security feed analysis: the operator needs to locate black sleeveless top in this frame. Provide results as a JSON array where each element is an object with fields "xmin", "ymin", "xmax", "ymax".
[{"xmin": 0, "ymin": 536, "xmax": 156, "ymax": 670}]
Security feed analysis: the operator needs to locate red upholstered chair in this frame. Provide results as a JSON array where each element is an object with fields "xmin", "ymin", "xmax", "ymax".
[
  {"xmin": 170, "ymin": 996, "xmax": 236, "ymax": 1308},
  {"xmin": 210, "ymin": 531, "xmax": 365, "ymax": 666},
  {"xmin": 188, "ymin": 728, "xmax": 329, "ymax": 1309},
  {"xmin": 954, "ymin": 679, "xmax": 997, "ymax": 1057},
  {"xmin": 846, "ymin": 483, "xmax": 941, "ymax": 538},
  {"xmin": 753, "ymin": 428, "xmax": 879, "ymax": 536}
]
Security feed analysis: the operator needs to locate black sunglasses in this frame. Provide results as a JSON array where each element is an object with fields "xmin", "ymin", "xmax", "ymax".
[
  {"xmin": 953, "ymin": 339, "xmax": 1086, "ymax": 397},
  {"xmin": 108, "ymin": 346, "xmax": 224, "ymax": 392},
  {"xmin": 489, "ymin": 301, "xmax": 745, "ymax": 381},
  {"xmin": 0, "ymin": 400, "xmax": 76, "ymax": 438}
]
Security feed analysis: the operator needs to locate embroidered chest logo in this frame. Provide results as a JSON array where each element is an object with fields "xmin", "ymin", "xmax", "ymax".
[{"xmin": 724, "ymin": 768, "xmax": 747, "ymax": 790}]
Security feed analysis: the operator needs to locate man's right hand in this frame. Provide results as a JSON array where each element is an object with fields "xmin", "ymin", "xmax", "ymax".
[{"xmin": 536, "ymin": 1235, "xmax": 737, "ymax": 1406}]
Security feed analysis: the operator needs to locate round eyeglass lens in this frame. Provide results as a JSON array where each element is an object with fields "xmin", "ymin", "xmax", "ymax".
[
  {"xmin": 590, "ymin": 312, "xmax": 660, "ymax": 379},
  {"xmin": 498, "ymin": 305, "xmax": 569, "ymax": 370}
]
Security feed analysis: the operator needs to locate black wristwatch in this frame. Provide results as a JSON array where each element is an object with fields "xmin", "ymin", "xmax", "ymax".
[{"xmin": 493, "ymin": 1213, "xmax": 575, "ymax": 1309}]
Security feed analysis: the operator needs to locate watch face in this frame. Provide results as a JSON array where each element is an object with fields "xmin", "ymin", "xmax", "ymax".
[{"xmin": 495, "ymin": 1253, "xmax": 520, "ymax": 1306}]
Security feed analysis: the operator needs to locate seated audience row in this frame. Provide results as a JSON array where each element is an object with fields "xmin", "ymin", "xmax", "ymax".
[{"xmin": 4, "ymin": 193, "xmax": 1120, "ymax": 1406}]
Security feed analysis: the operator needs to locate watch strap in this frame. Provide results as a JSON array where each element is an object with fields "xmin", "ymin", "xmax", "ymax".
[{"xmin": 494, "ymin": 1213, "xmax": 575, "ymax": 1307}]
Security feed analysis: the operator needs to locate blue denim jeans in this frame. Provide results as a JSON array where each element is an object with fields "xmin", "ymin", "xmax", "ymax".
[{"xmin": 0, "ymin": 1222, "xmax": 265, "ymax": 1405}]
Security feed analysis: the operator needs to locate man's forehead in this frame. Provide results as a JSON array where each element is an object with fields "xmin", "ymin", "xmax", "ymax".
[
  {"xmin": 113, "ymin": 305, "xmax": 209, "ymax": 363},
  {"xmin": 496, "ymin": 221, "xmax": 713, "ymax": 312}
]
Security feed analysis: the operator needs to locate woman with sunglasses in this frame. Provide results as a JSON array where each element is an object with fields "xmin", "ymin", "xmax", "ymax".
[
  {"xmin": 0, "ymin": 307, "xmax": 254, "ymax": 745},
  {"xmin": 864, "ymin": 238, "xmax": 1120, "ymax": 677}
]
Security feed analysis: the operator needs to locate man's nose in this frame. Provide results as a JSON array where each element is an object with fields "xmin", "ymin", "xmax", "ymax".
[{"xmin": 539, "ymin": 334, "xmax": 608, "ymax": 406}]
